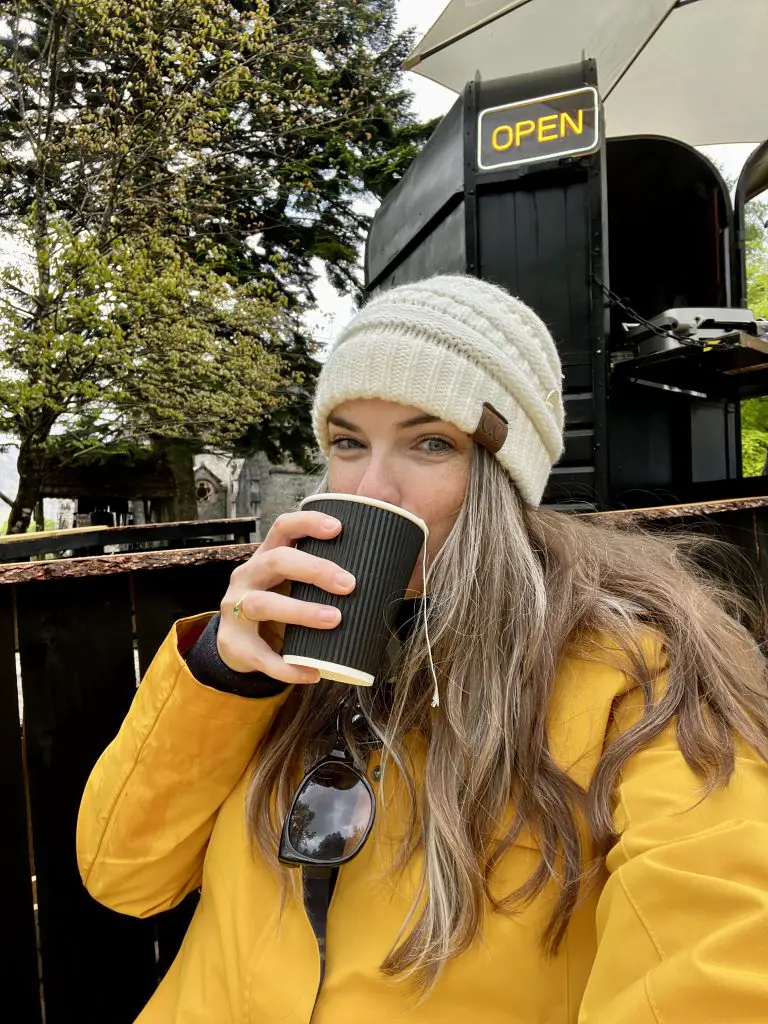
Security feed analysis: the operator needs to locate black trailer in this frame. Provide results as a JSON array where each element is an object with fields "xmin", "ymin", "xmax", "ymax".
[{"xmin": 365, "ymin": 60, "xmax": 768, "ymax": 514}]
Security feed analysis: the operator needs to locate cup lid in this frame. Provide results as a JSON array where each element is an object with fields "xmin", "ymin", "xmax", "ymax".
[{"xmin": 300, "ymin": 493, "xmax": 429, "ymax": 538}]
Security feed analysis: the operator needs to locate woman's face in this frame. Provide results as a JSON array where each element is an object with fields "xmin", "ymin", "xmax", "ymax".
[{"xmin": 327, "ymin": 399, "xmax": 473, "ymax": 596}]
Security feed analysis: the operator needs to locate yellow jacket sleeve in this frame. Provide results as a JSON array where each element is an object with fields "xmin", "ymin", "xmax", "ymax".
[
  {"xmin": 579, "ymin": 691, "xmax": 768, "ymax": 1022},
  {"xmin": 76, "ymin": 614, "xmax": 291, "ymax": 919}
]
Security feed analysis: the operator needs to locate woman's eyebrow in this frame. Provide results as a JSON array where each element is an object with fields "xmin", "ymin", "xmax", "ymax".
[{"xmin": 328, "ymin": 413, "xmax": 442, "ymax": 432}]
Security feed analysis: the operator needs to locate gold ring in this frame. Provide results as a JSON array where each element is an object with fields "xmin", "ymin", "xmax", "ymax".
[{"xmin": 232, "ymin": 596, "xmax": 250, "ymax": 621}]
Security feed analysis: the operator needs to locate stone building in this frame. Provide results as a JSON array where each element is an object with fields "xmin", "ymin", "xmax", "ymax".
[
  {"xmin": 194, "ymin": 454, "xmax": 241, "ymax": 523},
  {"xmin": 194, "ymin": 451, "xmax": 322, "ymax": 540}
]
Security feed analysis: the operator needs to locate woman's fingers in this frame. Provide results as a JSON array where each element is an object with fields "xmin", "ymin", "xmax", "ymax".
[
  {"xmin": 214, "ymin": 508, "xmax": 355, "ymax": 686},
  {"xmin": 257, "ymin": 510, "xmax": 342, "ymax": 553},
  {"xmin": 231, "ymin": 636, "xmax": 322, "ymax": 686},
  {"xmin": 217, "ymin": 582, "xmax": 348, "ymax": 685},
  {"xmin": 232, "ymin": 544, "xmax": 356, "ymax": 597},
  {"xmin": 237, "ymin": 589, "xmax": 343, "ymax": 630}
]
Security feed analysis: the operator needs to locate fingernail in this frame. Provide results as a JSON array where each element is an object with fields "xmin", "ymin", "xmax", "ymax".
[
  {"xmin": 335, "ymin": 571, "xmax": 355, "ymax": 589},
  {"xmin": 321, "ymin": 518, "xmax": 341, "ymax": 532},
  {"xmin": 300, "ymin": 669, "xmax": 319, "ymax": 683},
  {"xmin": 319, "ymin": 607, "xmax": 341, "ymax": 624}
]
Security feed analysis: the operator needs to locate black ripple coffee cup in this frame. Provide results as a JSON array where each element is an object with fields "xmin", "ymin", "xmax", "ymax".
[{"xmin": 282, "ymin": 494, "xmax": 429, "ymax": 686}]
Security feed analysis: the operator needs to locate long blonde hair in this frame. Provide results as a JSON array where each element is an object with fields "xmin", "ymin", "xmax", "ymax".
[{"xmin": 246, "ymin": 444, "xmax": 768, "ymax": 991}]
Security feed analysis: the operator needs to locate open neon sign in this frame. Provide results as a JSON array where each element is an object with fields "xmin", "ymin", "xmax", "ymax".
[{"xmin": 478, "ymin": 86, "xmax": 599, "ymax": 172}]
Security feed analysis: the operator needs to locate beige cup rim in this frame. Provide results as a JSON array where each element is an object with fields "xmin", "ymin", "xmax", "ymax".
[{"xmin": 300, "ymin": 492, "xmax": 429, "ymax": 538}]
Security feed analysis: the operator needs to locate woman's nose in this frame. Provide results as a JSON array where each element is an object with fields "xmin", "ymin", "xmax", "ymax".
[{"xmin": 355, "ymin": 459, "xmax": 402, "ymax": 507}]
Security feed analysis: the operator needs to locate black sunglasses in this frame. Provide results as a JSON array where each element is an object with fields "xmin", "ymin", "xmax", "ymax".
[{"xmin": 279, "ymin": 704, "xmax": 378, "ymax": 869}]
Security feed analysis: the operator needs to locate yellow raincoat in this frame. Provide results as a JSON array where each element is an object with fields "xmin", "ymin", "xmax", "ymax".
[{"xmin": 77, "ymin": 614, "xmax": 768, "ymax": 1023}]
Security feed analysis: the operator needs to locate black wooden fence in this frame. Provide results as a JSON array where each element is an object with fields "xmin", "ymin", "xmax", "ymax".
[
  {"xmin": 2, "ymin": 499, "xmax": 768, "ymax": 1023},
  {"xmin": 0, "ymin": 515, "xmax": 255, "ymax": 562},
  {"xmin": 1, "ymin": 536, "xmax": 254, "ymax": 1024}
]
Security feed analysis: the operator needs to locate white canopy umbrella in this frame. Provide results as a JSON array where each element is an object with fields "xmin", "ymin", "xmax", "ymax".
[{"xmin": 405, "ymin": 0, "xmax": 768, "ymax": 147}]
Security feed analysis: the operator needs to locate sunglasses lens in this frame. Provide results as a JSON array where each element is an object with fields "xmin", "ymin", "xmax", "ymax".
[{"xmin": 288, "ymin": 762, "xmax": 373, "ymax": 862}]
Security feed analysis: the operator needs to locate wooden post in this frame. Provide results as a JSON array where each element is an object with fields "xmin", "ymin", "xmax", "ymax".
[{"xmin": 131, "ymin": 499, "xmax": 146, "ymax": 525}]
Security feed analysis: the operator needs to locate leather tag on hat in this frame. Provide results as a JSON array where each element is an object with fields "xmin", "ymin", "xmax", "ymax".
[{"xmin": 472, "ymin": 402, "xmax": 508, "ymax": 454}]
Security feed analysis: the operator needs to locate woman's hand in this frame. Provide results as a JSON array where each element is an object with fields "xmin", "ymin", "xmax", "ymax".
[{"xmin": 216, "ymin": 511, "xmax": 355, "ymax": 685}]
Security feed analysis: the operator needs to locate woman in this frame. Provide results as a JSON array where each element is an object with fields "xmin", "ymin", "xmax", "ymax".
[{"xmin": 77, "ymin": 275, "xmax": 768, "ymax": 1023}]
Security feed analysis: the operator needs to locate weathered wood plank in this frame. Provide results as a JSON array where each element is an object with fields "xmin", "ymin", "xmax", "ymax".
[
  {"xmin": 592, "ymin": 494, "xmax": 768, "ymax": 521},
  {"xmin": 0, "ymin": 542, "xmax": 258, "ymax": 584},
  {"xmin": 0, "ymin": 516, "xmax": 256, "ymax": 547},
  {"xmin": 0, "ymin": 526, "xmax": 103, "ymax": 546},
  {"xmin": 0, "ymin": 517, "xmax": 256, "ymax": 561}
]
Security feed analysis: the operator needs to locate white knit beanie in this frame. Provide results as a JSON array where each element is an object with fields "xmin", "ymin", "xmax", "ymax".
[{"xmin": 312, "ymin": 275, "xmax": 564, "ymax": 506}]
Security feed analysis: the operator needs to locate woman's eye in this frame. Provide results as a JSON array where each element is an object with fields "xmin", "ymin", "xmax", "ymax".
[
  {"xmin": 329, "ymin": 437, "xmax": 363, "ymax": 451},
  {"xmin": 419, "ymin": 436, "xmax": 453, "ymax": 454}
]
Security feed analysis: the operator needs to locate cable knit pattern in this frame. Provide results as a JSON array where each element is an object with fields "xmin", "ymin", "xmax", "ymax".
[{"xmin": 312, "ymin": 275, "xmax": 564, "ymax": 506}]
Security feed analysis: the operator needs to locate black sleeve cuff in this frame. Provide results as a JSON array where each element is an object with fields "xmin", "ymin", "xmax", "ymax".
[{"xmin": 184, "ymin": 613, "xmax": 289, "ymax": 698}]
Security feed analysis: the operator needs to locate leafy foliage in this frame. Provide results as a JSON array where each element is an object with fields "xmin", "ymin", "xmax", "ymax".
[
  {"xmin": 0, "ymin": 224, "xmax": 290, "ymax": 447},
  {"xmin": 0, "ymin": 515, "xmax": 57, "ymax": 535},
  {"xmin": 0, "ymin": 0, "xmax": 429, "ymax": 530},
  {"xmin": 741, "ymin": 192, "xmax": 768, "ymax": 475},
  {"xmin": 741, "ymin": 391, "xmax": 768, "ymax": 476}
]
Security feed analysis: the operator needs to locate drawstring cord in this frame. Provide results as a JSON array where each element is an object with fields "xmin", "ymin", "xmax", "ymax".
[{"xmin": 421, "ymin": 548, "xmax": 440, "ymax": 708}]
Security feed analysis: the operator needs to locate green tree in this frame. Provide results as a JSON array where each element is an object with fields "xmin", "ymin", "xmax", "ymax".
[
  {"xmin": 170, "ymin": 0, "xmax": 435, "ymax": 462},
  {"xmin": 740, "ymin": 191, "xmax": 768, "ymax": 476},
  {"xmin": 0, "ymin": 224, "xmax": 293, "ymax": 528},
  {"xmin": 742, "ymin": 389, "xmax": 768, "ymax": 478},
  {"xmin": 0, "ymin": 0, "xmax": 431, "ymax": 530},
  {"xmin": 206, "ymin": 0, "xmax": 431, "ymax": 295},
  {"xmin": 0, "ymin": 0, "xmax": 307, "ymax": 532},
  {"xmin": 749, "ymin": 268, "xmax": 768, "ymax": 320},
  {"xmin": 745, "ymin": 199, "xmax": 768, "ymax": 320}
]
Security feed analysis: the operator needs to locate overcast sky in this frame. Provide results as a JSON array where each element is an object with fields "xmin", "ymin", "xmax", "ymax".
[{"xmin": 307, "ymin": 0, "xmax": 758, "ymax": 351}]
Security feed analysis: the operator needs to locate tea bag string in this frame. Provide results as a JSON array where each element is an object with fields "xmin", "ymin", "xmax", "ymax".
[{"xmin": 421, "ymin": 547, "xmax": 440, "ymax": 708}]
